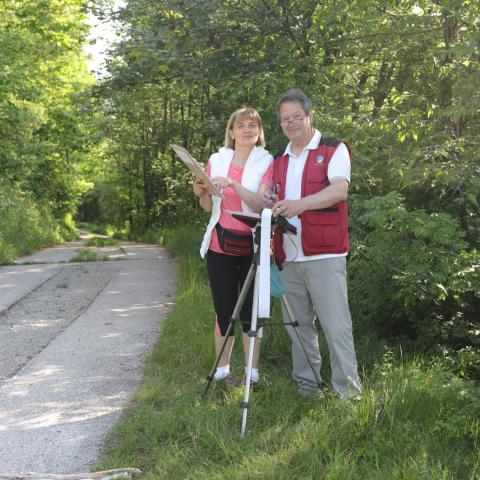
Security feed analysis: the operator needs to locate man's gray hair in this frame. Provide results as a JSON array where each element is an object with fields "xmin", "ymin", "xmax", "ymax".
[{"xmin": 275, "ymin": 88, "xmax": 313, "ymax": 118}]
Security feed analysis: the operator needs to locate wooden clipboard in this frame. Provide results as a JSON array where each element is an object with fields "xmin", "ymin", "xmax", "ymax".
[{"xmin": 170, "ymin": 144, "xmax": 223, "ymax": 197}]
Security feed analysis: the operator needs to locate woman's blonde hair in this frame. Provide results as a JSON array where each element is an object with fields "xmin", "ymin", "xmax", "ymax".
[{"xmin": 224, "ymin": 107, "xmax": 266, "ymax": 149}]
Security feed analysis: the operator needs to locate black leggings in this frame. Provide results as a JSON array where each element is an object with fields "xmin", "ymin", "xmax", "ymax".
[{"xmin": 206, "ymin": 249, "xmax": 254, "ymax": 337}]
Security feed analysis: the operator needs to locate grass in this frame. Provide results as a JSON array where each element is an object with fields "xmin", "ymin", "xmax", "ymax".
[
  {"xmin": 70, "ymin": 248, "xmax": 110, "ymax": 262},
  {"xmin": 85, "ymin": 236, "xmax": 120, "ymax": 247},
  {"xmin": 95, "ymin": 226, "xmax": 480, "ymax": 479}
]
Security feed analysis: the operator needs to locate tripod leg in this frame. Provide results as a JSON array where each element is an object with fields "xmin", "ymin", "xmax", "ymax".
[
  {"xmin": 204, "ymin": 262, "xmax": 257, "ymax": 395},
  {"xmin": 241, "ymin": 266, "xmax": 260, "ymax": 437},
  {"xmin": 281, "ymin": 295, "xmax": 323, "ymax": 389}
]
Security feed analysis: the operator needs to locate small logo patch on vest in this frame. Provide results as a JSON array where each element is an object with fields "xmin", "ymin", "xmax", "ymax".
[{"xmin": 316, "ymin": 155, "xmax": 324, "ymax": 164}]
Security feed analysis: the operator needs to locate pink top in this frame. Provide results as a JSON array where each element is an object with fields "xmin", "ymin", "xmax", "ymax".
[{"xmin": 206, "ymin": 161, "xmax": 273, "ymax": 255}]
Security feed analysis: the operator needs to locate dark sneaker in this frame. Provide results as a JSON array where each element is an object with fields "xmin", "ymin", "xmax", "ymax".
[
  {"xmin": 241, "ymin": 375, "xmax": 260, "ymax": 392},
  {"xmin": 217, "ymin": 373, "xmax": 237, "ymax": 390},
  {"xmin": 333, "ymin": 391, "xmax": 362, "ymax": 402},
  {"xmin": 298, "ymin": 387, "xmax": 325, "ymax": 399}
]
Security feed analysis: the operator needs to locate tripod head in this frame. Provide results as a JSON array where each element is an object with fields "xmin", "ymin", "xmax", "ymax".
[
  {"xmin": 227, "ymin": 209, "xmax": 295, "ymax": 274},
  {"xmin": 227, "ymin": 210, "xmax": 297, "ymax": 236},
  {"xmin": 273, "ymin": 214, "xmax": 297, "ymax": 235}
]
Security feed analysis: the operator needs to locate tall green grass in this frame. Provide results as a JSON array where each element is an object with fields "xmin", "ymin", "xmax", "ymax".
[{"xmin": 96, "ymin": 227, "xmax": 480, "ymax": 479}]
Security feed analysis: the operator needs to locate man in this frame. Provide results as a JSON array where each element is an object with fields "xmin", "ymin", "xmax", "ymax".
[{"xmin": 270, "ymin": 88, "xmax": 361, "ymax": 399}]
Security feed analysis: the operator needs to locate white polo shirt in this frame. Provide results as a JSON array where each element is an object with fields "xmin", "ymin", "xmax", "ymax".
[{"xmin": 283, "ymin": 129, "xmax": 351, "ymax": 262}]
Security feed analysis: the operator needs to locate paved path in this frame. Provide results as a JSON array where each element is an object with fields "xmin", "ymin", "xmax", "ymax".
[{"xmin": 0, "ymin": 235, "xmax": 177, "ymax": 474}]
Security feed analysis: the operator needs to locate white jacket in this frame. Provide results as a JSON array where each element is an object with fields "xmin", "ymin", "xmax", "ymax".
[{"xmin": 200, "ymin": 146, "xmax": 272, "ymax": 258}]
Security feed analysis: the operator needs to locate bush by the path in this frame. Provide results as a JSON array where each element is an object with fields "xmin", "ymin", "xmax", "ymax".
[{"xmin": 0, "ymin": 185, "xmax": 76, "ymax": 264}]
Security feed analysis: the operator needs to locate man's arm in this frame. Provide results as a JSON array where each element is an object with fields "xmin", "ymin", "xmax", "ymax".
[{"xmin": 302, "ymin": 178, "xmax": 348, "ymax": 210}]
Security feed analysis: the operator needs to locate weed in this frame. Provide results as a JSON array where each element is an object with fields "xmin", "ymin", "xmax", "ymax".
[
  {"xmin": 70, "ymin": 248, "xmax": 110, "ymax": 263},
  {"xmin": 85, "ymin": 236, "xmax": 119, "ymax": 247}
]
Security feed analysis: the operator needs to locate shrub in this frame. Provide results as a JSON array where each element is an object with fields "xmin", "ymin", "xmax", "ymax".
[
  {"xmin": 0, "ymin": 183, "xmax": 80, "ymax": 264},
  {"xmin": 0, "ymin": 185, "xmax": 58, "ymax": 263},
  {"xmin": 348, "ymin": 192, "xmax": 480, "ymax": 377}
]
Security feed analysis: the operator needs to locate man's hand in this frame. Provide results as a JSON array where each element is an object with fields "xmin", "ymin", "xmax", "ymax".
[
  {"xmin": 262, "ymin": 187, "xmax": 278, "ymax": 209},
  {"xmin": 271, "ymin": 180, "xmax": 349, "ymax": 216},
  {"xmin": 272, "ymin": 198, "xmax": 307, "ymax": 218}
]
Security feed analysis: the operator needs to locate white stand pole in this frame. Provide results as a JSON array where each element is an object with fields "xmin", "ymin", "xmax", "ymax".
[{"xmin": 240, "ymin": 266, "xmax": 260, "ymax": 437}]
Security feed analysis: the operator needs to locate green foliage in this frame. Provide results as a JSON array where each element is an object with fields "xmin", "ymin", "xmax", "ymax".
[
  {"xmin": 57, "ymin": 213, "xmax": 79, "ymax": 242},
  {"xmin": 0, "ymin": 183, "xmax": 71, "ymax": 264},
  {"xmin": 0, "ymin": 0, "xmax": 102, "ymax": 229},
  {"xmin": 349, "ymin": 192, "xmax": 480, "ymax": 376},
  {"xmin": 91, "ymin": 0, "xmax": 480, "ymax": 235},
  {"xmin": 0, "ymin": 242, "xmax": 15, "ymax": 266}
]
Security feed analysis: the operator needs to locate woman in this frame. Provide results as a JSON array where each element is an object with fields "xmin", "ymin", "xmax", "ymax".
[{"xmin": 193, "ymin": 107, "xmax": 273, "ymax": 389}]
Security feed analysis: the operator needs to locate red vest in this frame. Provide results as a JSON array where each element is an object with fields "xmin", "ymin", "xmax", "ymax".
[{"xmin": 273, "ymin": 137, "xmax": 351, "ymax": 263}]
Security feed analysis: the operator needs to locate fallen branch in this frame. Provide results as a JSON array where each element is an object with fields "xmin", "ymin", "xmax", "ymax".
[{"xmin": 0, "ymin": 468, "xmax": 141, "ymax": 480}]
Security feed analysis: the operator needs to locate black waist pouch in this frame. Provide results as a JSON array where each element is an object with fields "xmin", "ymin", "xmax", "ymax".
[{"xmin": 215, "ymin": 223, "xmax": 253, "ymax": 256}]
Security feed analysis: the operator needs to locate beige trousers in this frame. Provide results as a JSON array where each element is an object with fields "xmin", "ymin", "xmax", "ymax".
[{"xmin": 280, "ymin": 257, "xmax": 361, "ymax": 398}]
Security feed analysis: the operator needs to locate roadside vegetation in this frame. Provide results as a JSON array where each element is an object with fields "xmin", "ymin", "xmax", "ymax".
[
  {"xmin": 0, "ymin": 2, "xmax": 103, "ymax": 264},
  {"xmin": 0, "ymin": 187, "xmax": 77, "ymax": 264},
  {"xmin": 95, "ymin": 227, "xmax": 479, "ymax": 479}
]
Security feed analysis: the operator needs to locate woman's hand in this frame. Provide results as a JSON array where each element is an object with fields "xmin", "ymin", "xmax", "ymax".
[
  {"xmin": 193, "ymin": 178, "xmax": 213, "ymax": 212},
  {"xmin": 211, "ymin": 176, "xmax": 235, "ymax": 189},
  {"xmin": 193, "ymin": 178, "xmax": 208, "ymax": 197}
]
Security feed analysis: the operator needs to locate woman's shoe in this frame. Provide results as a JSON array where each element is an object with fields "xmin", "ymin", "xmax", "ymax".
[
  {"xmin": 217, "ymin": 373, "xmax": 237, "ymax": 390},
  {"xmin": 241, "ymin": 374, "xmax": 260, "ymax": 392}
]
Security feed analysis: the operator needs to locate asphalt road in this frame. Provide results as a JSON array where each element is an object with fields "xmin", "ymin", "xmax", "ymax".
[{"xmin": 0, "ymin": 235, "xmax": 177, "ymax": 474}]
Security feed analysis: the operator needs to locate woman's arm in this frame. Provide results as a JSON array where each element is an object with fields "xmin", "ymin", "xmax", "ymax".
[{"xmin": 211, "ymin": 176, "xmax": 266, "ymax": 213}]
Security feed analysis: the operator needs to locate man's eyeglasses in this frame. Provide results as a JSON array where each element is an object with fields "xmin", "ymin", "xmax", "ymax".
[{"xmin": 279, "ymin": 114, "xmax": 306, "ymax": 126}]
